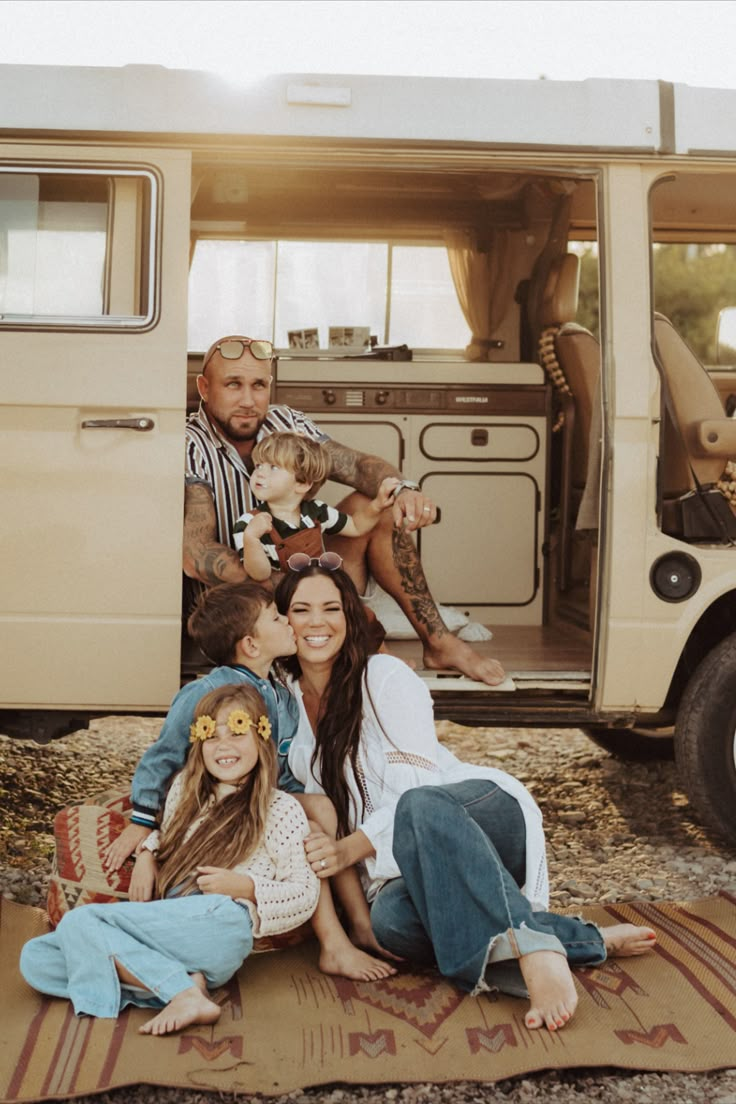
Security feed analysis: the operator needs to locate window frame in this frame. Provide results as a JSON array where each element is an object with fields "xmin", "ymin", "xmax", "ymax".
[{"xmin": 0, "ymin": 162, "xmax": 161, "ymax": 332}]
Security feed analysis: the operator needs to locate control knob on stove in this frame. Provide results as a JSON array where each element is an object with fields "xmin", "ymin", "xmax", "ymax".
[
  {"xmin": 375, "ymin": 390, "xmax": 390, "ymax": 406},
  {"xmin": 322, "ymin": 389, "xmax": 337, "ymax": 405}
]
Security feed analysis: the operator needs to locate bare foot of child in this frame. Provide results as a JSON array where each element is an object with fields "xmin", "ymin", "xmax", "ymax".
[
  {"xmin": 319, "ymin": 936, "xmax": 398, "ymax": 982},
  {"xmin": 350, "ymin": 921, "xmax": 404, "ymax": 962},
  {"xmin": 139, "ymin": 973, "xmax": 221, "ymax": 1036},
  {"xmin": 518, "ymin": 950, "xmax": 578, "ymax": 1031},
  {"xmin": 603, "ymin": 923, "xmax": 657, "ymax": 956}
]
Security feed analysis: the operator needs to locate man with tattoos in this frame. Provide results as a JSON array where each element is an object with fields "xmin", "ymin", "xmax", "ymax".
[{"xmin": 184, "ymin": 335, "xmax": 506, "ymax": 686}]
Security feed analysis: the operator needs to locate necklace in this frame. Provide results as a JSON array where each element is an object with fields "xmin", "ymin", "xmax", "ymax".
[{"xmin": 299, "ymin": 677, "xmax": 324, "ymax": 729}]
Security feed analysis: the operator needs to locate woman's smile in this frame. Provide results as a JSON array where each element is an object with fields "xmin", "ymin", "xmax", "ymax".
[{"xmin": 287, "ymin": 574, "xmax": 347, "ymax": 665}]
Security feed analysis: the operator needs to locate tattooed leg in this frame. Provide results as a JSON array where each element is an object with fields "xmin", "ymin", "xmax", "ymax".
[
  {"xmin": 327, "ymin": 494, "xmax": 506, "ymax": 686},
  {"xmin": 388, "ymin": 525, "xmax": 447, "ymax": 639}
]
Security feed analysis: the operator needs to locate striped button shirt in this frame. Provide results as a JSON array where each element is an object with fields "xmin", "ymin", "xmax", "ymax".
[{"xmin": 185, "ymin": 403, "xmax": 329, "ymax": 549}]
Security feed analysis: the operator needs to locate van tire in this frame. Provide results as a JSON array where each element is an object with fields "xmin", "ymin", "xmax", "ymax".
[
  {"xmin": 581, "ymin": 726, "xmax": 674, "ymax": 761},
  {"xmin": 674, "ymin": 632, "xmax": 736, "ymax": 846}
]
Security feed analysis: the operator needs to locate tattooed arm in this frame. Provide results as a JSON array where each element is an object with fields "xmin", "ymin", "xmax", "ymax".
[
  {"xmin": 182, "ymin": 482, "xmax": 246, "ymax": 585},
  {"xmin": 322, "ymin": 439, "xmax": 401, "ymax": 496},
  {"xmin": 323, "ymin": 439, "xmax": 437, "ymax": 532}
]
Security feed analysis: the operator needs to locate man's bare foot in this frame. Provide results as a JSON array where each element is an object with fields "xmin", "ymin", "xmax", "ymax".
[
  {"xmin": 518, "ymin": 950, "xmax": 578, "ymax": 1032},
  {"xmin": 139, "ymin": 973, "xmax": 221, "ymax": 1036},
  {"xmin": 603, "ymin": 924, "xmax": 657, "ymax": 957},
  {"xmin": 319, "ymin": 941, "xmax": 398, "ymax": 982},
  {"xmin": 424, "ymin": 635, "xmax": 506, "ymax": 686}
]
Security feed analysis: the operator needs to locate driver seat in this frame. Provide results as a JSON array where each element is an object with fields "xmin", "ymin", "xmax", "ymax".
[
  {"xmin": 653, "ymin": 312, "xmax": 736, "ymax": 535},
  {"xmin": 538, "ymin": 253, "xmax": 601, "ymax": 589}
]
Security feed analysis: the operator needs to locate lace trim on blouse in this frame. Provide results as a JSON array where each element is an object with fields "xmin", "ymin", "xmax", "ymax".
[
  {"xmin": 354, "ymin": 758, "xmax": 374, "ymax": 818},
  {"xmin": 385, "ymin": 750, "xmax": 438, "ymax": 772}
]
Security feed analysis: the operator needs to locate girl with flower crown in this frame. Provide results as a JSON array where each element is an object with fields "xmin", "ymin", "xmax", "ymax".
[{"xmin": 20, "ymin": 684, "xmax": 319, "ymax": 1037}]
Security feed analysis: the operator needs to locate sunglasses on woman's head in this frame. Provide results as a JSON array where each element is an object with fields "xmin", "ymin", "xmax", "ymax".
[
  {"xmin": 286, "ymin": 552, "xmax": 343, "ymax": 573},
  {"xmin": 203, "ymin": 337, "xmax": 274, "ymax": 370}
]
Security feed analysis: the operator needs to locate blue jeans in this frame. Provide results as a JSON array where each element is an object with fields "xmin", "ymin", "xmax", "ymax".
[
  {"xmin": 20, "ymin": 894, "xmax": 253, "ymax": 1018},
  {"xmin": 370, "ymin": 781, "xmax": 605, "ymax": 996}
]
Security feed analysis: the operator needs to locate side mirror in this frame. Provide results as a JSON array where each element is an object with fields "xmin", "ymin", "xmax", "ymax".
[{"xmin": 716, "ymin": 307, "xmax": 736, "ymax": 364}]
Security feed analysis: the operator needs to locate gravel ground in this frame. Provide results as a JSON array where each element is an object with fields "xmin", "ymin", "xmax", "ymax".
[{"xmin": 2, "ymin": 716, "xmax": 736, "ymax": 1104}]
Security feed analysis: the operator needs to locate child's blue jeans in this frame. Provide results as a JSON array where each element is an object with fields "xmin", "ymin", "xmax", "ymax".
[{"xmin": 20, "ymin": 894, "xmax": 252, "ymax": 1018}]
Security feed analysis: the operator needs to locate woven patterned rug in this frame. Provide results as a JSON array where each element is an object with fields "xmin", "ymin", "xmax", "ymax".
[{"xmin": 3, "ymin": 894, "xmax": 736, "ymax": 1102}]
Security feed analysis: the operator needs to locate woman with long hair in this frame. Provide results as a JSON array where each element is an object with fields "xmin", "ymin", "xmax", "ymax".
[
  {"xmin": 275, "ymin": 563, "xmax": 656, "ymax": 1032},
  {"xmin": 20, "ymin": 683, "xmax": 319, "ymax": 1036}
]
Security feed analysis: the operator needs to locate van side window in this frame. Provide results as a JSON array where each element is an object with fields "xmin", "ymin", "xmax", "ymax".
[
  {"xmin": 0, "ymin": 168, "xmax": 156, "ymax": 327},
  {"xmin": 188, "ymin": 238, "xmax": 467, "ymax": 351},
  {"xmin": 653, "ymin": 240, "xmax": 736, "ymax": 364}
]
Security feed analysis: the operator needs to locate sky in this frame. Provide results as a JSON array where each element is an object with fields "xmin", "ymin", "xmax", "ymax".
[{"xmin": 1, "ymin": 0, "xmax": 736, "ymax": 90}]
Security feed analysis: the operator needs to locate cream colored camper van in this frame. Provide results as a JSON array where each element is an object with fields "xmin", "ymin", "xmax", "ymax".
[{"xmin": 2, "ymin": 65, "xmax": 736, "ymax": 844}]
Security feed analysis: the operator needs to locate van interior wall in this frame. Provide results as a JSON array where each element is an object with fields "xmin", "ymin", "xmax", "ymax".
[{"xmin": 185, "ymin": 164, "xmax": 600, "ymax": 679}]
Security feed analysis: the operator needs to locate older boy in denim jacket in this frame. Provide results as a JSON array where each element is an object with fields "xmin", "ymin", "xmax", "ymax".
[{"xmin": 105, "ymin": 580, "xmax": 300, "ymax": 870}]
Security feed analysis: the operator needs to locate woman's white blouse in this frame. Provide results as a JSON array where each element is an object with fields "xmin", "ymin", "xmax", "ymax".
[{"xmin": 288, "ymin": 654, "xmax": 549, "ymax": 909}]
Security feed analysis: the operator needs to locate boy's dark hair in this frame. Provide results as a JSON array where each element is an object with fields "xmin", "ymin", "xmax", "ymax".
[{"xmin": 187, "ymin": 581, "xmax": 272, "ymax": 665}]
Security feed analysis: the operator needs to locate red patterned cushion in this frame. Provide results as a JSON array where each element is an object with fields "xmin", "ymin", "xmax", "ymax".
[
  {"xmin": 47, "ymin": 794, "xmax": 134, "ymax": 928},
  {"xmin": 47, "ymin": 790, "xmax": 312, "ymax": 952}
]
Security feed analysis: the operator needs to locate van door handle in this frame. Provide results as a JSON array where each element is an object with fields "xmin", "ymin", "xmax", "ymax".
[{"xmin": 81, "ymin": 417, "xmax": 155, "ymax": 431}]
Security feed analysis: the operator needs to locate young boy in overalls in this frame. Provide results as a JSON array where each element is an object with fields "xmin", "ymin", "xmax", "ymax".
[{"xmin": 234, "ymin": 432, "xmax": 399, "ymax": 578}]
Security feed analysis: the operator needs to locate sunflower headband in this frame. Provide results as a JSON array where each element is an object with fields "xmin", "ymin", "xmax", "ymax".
[{"xmin": 190, "ymin": 709, "xmax": 272, "ymax": 744}]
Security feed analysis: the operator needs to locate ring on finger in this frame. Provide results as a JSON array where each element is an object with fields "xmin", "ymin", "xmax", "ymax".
[
  {"xmin": 320, "ymin": 859, "xmax": 327, "ymax": 870},
  {"xmin": 423, "ymin": 506, "xmax": 431, "ymax": 513}
]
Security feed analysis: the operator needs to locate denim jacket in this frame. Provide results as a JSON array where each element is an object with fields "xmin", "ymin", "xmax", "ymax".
[{"xmin": 130, "ymin": 664, "xmax": 302, "ymax": 828}]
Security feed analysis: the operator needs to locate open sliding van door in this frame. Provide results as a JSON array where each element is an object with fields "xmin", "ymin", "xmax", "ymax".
[{"xmin": 0, "ymin": 147, "xmax": 191, "ymax": 734}]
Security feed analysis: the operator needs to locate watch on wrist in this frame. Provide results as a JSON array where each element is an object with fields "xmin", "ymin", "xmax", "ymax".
[{"xmin": 394, "ymin": 479, "xmax": 420, "ymax": 495}]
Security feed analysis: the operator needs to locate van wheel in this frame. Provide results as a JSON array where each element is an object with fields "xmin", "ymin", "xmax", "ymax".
[
  {"xmin": 581, "ymin": 726, "xmax": 674, "ymax": 760},
  {"xmin": 675, "ymin": 632, "xmax": 736, "ymax": 846}
]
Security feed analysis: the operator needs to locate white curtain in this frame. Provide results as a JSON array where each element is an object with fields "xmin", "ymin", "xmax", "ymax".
[{"xmin": 445, "ymin": 228, "xmax": 514, "ymax": 361}]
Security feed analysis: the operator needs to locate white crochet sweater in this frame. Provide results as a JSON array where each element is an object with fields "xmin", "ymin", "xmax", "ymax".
[{"xmin": 143, "ymin": 778, "xmax": 319, "ymax": 937}]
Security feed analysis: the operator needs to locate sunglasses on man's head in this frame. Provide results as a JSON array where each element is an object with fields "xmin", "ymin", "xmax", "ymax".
[
  {"xmin": 286, "ymin": 552, "xmax": 343, "ymax": 573},
  {"xmin": 203, "ymin": 338, "xmax": 274, "ymax": 370}
]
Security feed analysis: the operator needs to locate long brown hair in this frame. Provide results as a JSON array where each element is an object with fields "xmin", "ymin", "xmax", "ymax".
[
  {"xmin": 155, "ymin": 683, "xmax": 277, "ymax": 898},
  {"xmin": 275, "ymin": 566, "xmax": 370, "ymax": 836}
]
